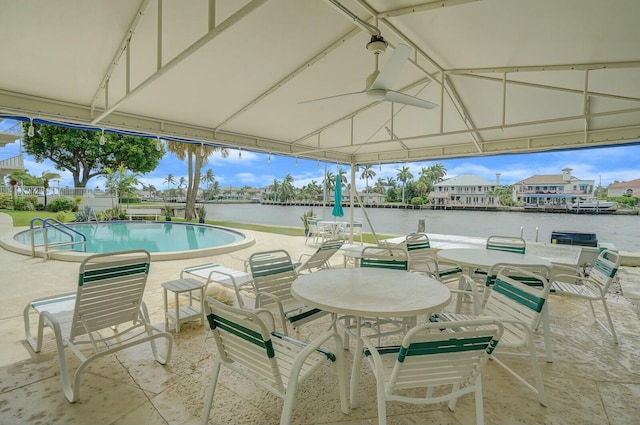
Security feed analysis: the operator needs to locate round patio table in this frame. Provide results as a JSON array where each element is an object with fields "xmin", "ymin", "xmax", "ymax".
[{"xmin": 292, "ymin": 267, "xmax": 450, "ymax": 407}]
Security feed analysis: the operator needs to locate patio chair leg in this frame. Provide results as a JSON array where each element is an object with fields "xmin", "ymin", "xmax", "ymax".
[
  {"xmin": 200, "ymin": 360, "xmax": 222, "ymax": 425},
  {"xmin": 598, "ymin": 299, "xmax": 619, "ymax": 344}
]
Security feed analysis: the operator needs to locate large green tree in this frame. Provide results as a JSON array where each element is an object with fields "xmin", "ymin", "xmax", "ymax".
[{"xmin": 22, "ymin": 123, "xmax": 164, "ymax": 188}]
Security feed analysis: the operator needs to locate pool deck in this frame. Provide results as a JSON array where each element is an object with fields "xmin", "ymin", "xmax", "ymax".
[{"xmin": 1, "ymin": 212, "xmax": 640, "ymax": 425}]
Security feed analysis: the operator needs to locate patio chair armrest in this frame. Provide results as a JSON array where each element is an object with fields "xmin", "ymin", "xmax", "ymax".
[
  {"xmin": 254, "ymin": 291, "xmax": 285, "ymax": 315},
  {"xmin": 359, "ymin": 335, "xmax": 388, "ymax": 381},
  {"xmin": 254, "ymin": 308, "xmax": 277, "ymax": 332},
  {"xmin": 297, "ymin": 253, "xmax": 312, "ymax": 263},
  {"xmin": 272, "ymin": 330, "xmax": 341, "ymax": 362},
  {"xmin": 552, "ymin": 274, "xmax": 588, "ymax": 285},
  {"xmin": 551, "ymin": 263, "xmax": 584, "ymax": 278}
]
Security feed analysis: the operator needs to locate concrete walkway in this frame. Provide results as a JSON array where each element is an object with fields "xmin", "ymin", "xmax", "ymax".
[{"xmin": 1, "ymin": 212, "xmax": 640, "ymax": 425}]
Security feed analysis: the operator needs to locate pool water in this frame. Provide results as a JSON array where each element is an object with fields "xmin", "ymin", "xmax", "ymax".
[{"xmin": 15, "ymin": 221, "xmax": 245, "ymax": 254}]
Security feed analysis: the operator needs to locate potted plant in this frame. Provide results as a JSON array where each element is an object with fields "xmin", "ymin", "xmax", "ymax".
[
  {"xmin": 163, "ymin": 205, "xmax": 173, "ymax": 221},
  {"xmin": 300, "ymin": 209, "xmax": 314, "ymax": 236},
  {"xmin": 196, "ymin": 205, "xmax": 207, "ymax": 223}
]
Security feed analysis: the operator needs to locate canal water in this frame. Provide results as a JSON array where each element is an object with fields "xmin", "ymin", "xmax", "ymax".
[{"xmin": 205, "ymin": 203, "xmax": 640, "ymax": 251}]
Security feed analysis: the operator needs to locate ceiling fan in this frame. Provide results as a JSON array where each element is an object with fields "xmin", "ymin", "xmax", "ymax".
[{"xmin": 300, "ymin": 36, "xmax": 438, "ymax": 110}]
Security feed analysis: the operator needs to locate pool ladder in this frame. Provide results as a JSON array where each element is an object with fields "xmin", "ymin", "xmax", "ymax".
[{"xmin": 29, "ymin": 218, "xmax": 87, "ymax": 260}]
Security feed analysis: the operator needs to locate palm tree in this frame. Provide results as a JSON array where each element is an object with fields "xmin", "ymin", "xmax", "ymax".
[
  {"xmin": 280, "ymin": 174, "xmax": 295, "ymax": 201},
  {"xmin": 385, "ymin": 176, "xmax": 396, "ymax": 189},
  {"xmin": 270, "ymin": 178, "xmax": 280, "ymax": 202},
  {"xmin": 373, "ymin": 178, "xmax": 387, "ymax": 194},
  {"xmin": 396, "ymin": 166, "xmax": 414, "ymax": 204},
  {"xmin": 178, "ymin": 176, "xmax": 186, "ymax": 199},
  {"xmin": 39, "ymin": 171, "xmax": 61, "ymax": 207},
  {"xmin": 163, "ymin": 173, "xmax": 176, "ymax": 200},
  {"xmin": 166, "ymin": 142, "xmax": 229, "ymax": 219},
  {"xmin": 203, "ymin": 169, "xmax": 215, "ymax": 192},
  {"xmin": 360, "ymin": 165, "xmax": 376, "ymax": 194}
]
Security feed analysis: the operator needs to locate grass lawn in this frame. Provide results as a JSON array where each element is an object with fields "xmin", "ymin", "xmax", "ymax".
[{"xmin": 1, "ymin": 210, "xmax": 391, "ymax": 244}]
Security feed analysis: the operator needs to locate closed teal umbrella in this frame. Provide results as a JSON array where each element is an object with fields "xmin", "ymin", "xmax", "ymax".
[{"xmin": 332, "ymin": 177, "xmax": 344, "ymax": 218}]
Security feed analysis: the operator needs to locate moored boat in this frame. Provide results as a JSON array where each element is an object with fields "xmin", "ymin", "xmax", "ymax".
[{"xmin": 570, "ymin": 197, "xmax": 618, "ymax": 212}]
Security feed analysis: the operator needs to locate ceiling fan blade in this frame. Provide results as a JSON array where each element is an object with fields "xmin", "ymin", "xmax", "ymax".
[
  {"xmin": 384, "ymin": 90, "xmax": 438, "ymax": 109},
  {"xmin": 368, "ymin": 43, "xmax": 411, "ymax": 90},
  {"xmin": 298, "ymin": 90, "xmax": 366, "ymax": 105}
]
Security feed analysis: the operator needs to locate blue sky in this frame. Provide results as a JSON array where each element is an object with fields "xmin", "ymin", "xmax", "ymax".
[{"xmin": 1, "ymin": 122, "xmax": 639, "ymax": 191}]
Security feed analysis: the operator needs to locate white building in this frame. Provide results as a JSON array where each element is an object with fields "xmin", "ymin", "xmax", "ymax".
[
  {"xmin": 607, "ymin": 178, "xmax": 640, "ymax": 199},
  {"xmin": 513, "ymin": 168, "xmax": 594, "ymax": 205},
  {"xmin": 431, "ymin": 174, "xmax": 499, "ymax": 206}
]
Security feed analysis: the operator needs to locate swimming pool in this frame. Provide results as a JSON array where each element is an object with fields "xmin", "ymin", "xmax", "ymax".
[{"xmin": 8, "ymin": 221, "xmax": 255, "ymax": 261}]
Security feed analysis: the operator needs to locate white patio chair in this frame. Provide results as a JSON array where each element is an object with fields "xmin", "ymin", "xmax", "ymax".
[
  {"xmin": 405, "ymin": 233, "xmax": 462, "ymax": 282},
  {"xmin": 473, "ymin": 235, "xmax": 527, "ymax": 277},
  {"xmin": 432, "ymin": 267, "xmax": 552, "ymax": 406},
  {"xmin": 344, "ymin": 219, "xmax": 364, "ymax": 245},
  {"xmin": 550, "ymin": 249, "xmax": 621, "ymax": 343},
  {"xmin": 486, "ymin": 235, "xmax": 527, "ymax": 254},
  {"xmin": 247, "ymin": 249, "xmax": 329, "ymax": 335},
  {"xmin": 358, "ymin": 318, "xmax": 503, "ymax": 425},
  {"xmin": 305, "ymin": 218, "xmax": 319, "ymax": 245},
  {"xmin": 23, "ymin": 249, "xmax": 173, "ymax": 403},
  {"xmin": 296, "ymin": 239, "xmax": 344, "ymax": 274},
  {"xmin": 200, "ymin": 297, "xmax": 349, "ymax": 425},
  {"xmin": 338, "ymin": 246, "xmax": 409, "ymax": 345},
  {"xmin": 455, "ymin": 262, "xmax": 551, "ymax": 314}
]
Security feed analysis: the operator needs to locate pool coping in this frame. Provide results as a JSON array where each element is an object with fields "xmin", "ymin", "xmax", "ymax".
[{"xmin": 0, "ymin": 222, "xmax": 256, "ymax": 262}]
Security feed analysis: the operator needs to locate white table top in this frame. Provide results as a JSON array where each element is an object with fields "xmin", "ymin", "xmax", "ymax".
[
  {"xmin": 437, "ymin": 248, "xmax": 551, "ymax": 269},
  {"xmin": 291, "ymin": 268, "xmax": 450, "ymax": 318}
]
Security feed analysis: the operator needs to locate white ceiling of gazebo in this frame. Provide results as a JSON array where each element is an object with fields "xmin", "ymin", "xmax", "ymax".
[{"xmin": 1, "ymin": 0, "xmax": 639, "ymax": 166}]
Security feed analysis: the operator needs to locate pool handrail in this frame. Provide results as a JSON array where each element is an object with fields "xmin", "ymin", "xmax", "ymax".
[{"xmin": 29, "ymin": 217, "xmax": 87, "ymax": 259}]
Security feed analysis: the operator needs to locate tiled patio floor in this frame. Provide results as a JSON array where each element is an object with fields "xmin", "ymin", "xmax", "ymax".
[{"xmin": 1, "ymin": 213, "xmax": 639, "ymax": 425}]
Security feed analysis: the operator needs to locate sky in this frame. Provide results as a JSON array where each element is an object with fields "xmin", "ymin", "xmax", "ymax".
[{"xmin": 1, "ymin": 120, "xmax": 639, "ymax": 191}]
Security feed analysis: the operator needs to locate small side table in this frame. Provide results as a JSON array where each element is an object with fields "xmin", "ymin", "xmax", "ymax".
[{"xmin": 162, "ymin": 278, "xmax": 206, "ymax": 332}]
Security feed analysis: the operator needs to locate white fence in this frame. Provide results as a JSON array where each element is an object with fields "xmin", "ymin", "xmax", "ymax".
[{"xmin": 0, "ymin": 186, "xmax": 117, "ymax": 211}]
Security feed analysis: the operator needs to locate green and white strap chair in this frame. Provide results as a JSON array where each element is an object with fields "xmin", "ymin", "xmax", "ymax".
[
  {"xmin": 550, "ymin": 249, "xmax": 621, "ymax": 343},
  {"xmin": 358, "ymin": 318, "xmax": 503, "ymax": 425},
  {"xmin": 248, "ymin": 249, "xmax": 329, "ymax": 335},
  {"xmin": 473, "ymin": 235, "xmax": 527, "ymax": 277},
  {"xmin": 405, "ymin": 232, "xmax": 462, "ymax": 282},
  {"xmin": 432, "ymin": 267, "xmax": 552, "ymax": 406},
  {"xmin": 201, "ymin": 297, "xmax": 349, "ymax": 425},
  {"xmin": 338, "ymin": 246, "xmax": 409, "ymax": 346},
  {"xmin": 23, "ymin": 250, "xmax": 173, "ymax": 403}
]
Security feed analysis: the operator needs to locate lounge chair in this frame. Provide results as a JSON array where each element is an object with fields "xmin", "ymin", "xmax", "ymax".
[
  {"xmin": 296, "ymin": 239, "xmax": 344, "ymax": 274},
  {"xmin": 23, "ymin": 249, "xmax": 173, "ymax": 402}
]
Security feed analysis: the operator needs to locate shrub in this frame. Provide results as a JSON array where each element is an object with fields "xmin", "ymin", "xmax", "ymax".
[
  {"xmin": 410, "ymin": 196, "xmax": 424, "ymax": 206},
  {"xmin": 55, "ymin": 212, "xmax": 66, "ymax": 222},
  {"xmin": 47, "ymin": 197, "xmax": 76, "ymax": 212},
  {"xmin": 15, "ymin": 198, "xmax": 36, "ymax": 211},
  {"xmin": 0, "ymin": 193, "xmax": 13, "ymax": 209},
  {"xmin": 24, "ymin": 195, "xmax": 39, "ymax": 208}
]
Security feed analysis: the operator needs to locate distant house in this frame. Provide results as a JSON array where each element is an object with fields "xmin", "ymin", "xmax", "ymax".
[
  {"xmin": 607, "ymin": 178, "xmax": 640, "ymax": 199},
  {"xmin": 513, "ymin": 168, "xmax": 594, "ymax": 205},
  {"xmin": 326, "ymin": 189, "xmax": 386, "ymax": 205},
  {"xmin": 431, "ymin": 174, "xmax": 499, "ymax": 206}
]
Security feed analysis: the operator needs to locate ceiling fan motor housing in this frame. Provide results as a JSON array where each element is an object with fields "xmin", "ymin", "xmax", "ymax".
[{"xmin": 366, "ymin": 35, "xmax": 388, "ymax": 54}]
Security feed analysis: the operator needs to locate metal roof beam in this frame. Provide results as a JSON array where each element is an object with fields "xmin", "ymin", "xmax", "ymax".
[{"xmin": 90, "ymin": 0, "xmax": 268, "ymax": 126}]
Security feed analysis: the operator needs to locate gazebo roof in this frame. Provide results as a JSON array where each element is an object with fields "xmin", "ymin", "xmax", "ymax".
[{"xmin": 1, "ymin": 0, "xmax": 639, "ymax": 165}]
